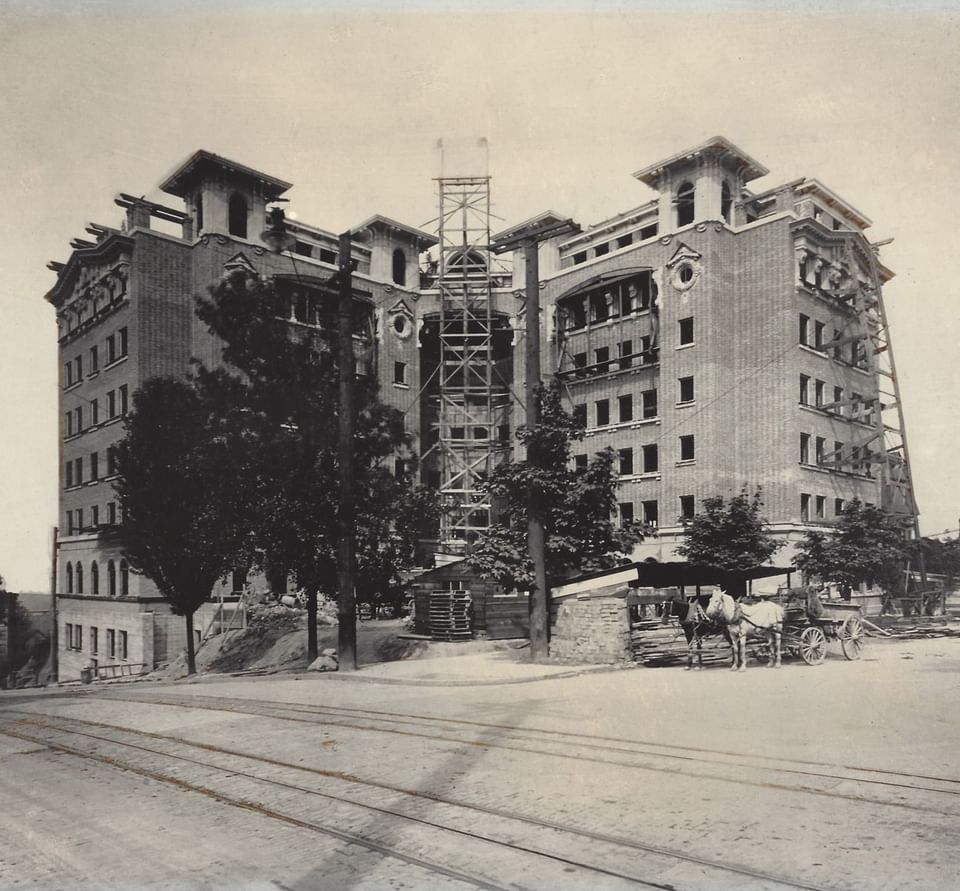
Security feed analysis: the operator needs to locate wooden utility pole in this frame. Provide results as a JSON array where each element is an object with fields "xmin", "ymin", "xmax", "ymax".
[
  {"xmin": 492, "ymin": 216, "xmax": 577, "ymax": 662},
  {"xmin": 337, "ymin": 231, "xmax": 358, "ymax": 671},
  {"xmin": 49, "ymin": 525, "xmax": 59, "ymax": 681},
  {"xmin": 523, "ymin": 238, "xmax": 550, "ymax": 661}
]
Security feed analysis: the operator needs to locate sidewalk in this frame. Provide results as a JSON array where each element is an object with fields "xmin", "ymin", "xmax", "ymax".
[{"xmin": 318, "ymin": 650, "xmax": 630, "ymax": 686}]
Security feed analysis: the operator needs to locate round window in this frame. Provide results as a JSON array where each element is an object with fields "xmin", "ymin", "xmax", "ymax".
[
  {"xmin": 678, "ymin": 264, "xmax": 694, "ymax": 284},
  {"xmin": 391, "ymin": 314, "xmax": 413, "ymax": 339}
]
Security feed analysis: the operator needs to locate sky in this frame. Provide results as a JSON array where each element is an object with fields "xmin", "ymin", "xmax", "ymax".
[{"xmin": 1, "ymin": 1, "xmax": 959, "ymax": 590}]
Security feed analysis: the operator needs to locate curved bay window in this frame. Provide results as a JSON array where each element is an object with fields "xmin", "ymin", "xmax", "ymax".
[
  {"xmin": 676, "ymin": 181, "xmax": 695, "ymax": 227},
  {"xmin": 557, "ymin": 270, "xmax": 657, "ymax": 335},
  {"xmin": 275, "ymin": 279, "xmax": 376, "ymax": 375}
]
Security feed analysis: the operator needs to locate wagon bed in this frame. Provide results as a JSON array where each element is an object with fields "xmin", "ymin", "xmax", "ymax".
[{"xmin": 774, "ymin": 588, "xmax": 865, "ymax": 665}]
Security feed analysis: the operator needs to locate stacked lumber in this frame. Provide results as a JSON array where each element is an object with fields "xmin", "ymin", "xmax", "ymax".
[{"xmin": 429, "ymin": 591, "xmax": 472, "ymax": 641}]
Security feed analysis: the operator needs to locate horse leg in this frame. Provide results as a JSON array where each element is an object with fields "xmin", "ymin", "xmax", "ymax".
[
  {"xmin": 684, "ymin": 625, "xmax": 693, "ymax": 670},
  {"xmin": 695, "ymin": 632, "xmax": 703, "ymax": 670},
  {"xmin": 738, "ymin": 628, "xmax": 747, "ymax": 671},
  {"xmin": 774, "ymin": 626, "xmax": 782, "ymax": 668},
  {"xmin": 726, "ymin": 625, "xmax": 738, "ymax": 670}
]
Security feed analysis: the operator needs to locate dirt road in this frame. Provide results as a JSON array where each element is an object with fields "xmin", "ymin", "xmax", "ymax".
[{"xmin": 1, "ymin": 636, "xmax": 958, "ymax": 889}]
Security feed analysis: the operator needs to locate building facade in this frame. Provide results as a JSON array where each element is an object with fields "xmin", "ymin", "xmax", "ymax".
[{"xmin": 46, "ymin": 138, "xmax": 918, "ymax": 676}]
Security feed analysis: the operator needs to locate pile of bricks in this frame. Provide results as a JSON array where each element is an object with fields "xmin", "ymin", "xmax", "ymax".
[{"xmin": 550, "ymin": 594, "xmax": 631, "ymax": 664}]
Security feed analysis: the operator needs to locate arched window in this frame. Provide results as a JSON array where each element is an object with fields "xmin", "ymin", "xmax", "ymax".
[
  {"xmin": 721, "ymin": 181, "xmax": 732, "ymax": 223},
  {"xmin": 228, "ymin": 193, "xmax": 248, "ymax": 239},
  {"xmin": 676, "ymin": 182, "xmax": 695, "ymax": 227},
  {"xmin": 120, "ymin": 559, "xmax": 129, "ymax": 597},
  {"xmin": 91, "ymin": 561, "xmax": 99, "ymax": 596},
  {"xmin": 76, "ymin": 562, "xmax": 84, "ymax": 594},
  {"xmin": 66, "ymin": 562, "xmax": 74, "ymax": 593},
  {"xmin": 392, "ymin": 249, "xmax": 407, "ymax": 286},
  {"xmin": 107, "ymin": 560, "xmax": 116, "ymax": 598}
]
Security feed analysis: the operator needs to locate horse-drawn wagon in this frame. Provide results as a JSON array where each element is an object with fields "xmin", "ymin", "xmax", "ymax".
[{"xmin": 773, "ymin": 587, "xmax": 865, "ymax": 665}]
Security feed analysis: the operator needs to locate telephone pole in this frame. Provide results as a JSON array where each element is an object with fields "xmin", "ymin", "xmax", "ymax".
[{"xmin": 492, "ymin": 216, "xmax": 577, "ymax": 660}]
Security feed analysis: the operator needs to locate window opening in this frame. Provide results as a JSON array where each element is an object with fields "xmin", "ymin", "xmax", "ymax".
[
  {"xmin": 392, "ymin": 249, "xmax": 407, "ymax": 286},
  {"xmin": 228, "ymin": 193, "xmax": 249, "ymax": 238},
  {"xmin": 676, "ymin": 181, "xmax": 695, "ymax": 227},
  {"xmin": 679, "ymin": 435, "xmax": 695, "ymax": 461}
]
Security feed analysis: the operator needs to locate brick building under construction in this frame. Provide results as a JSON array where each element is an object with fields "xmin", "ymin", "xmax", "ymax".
[{"xmin": 46, "ymin": 136, "xmax": 919, "ymax": 677}]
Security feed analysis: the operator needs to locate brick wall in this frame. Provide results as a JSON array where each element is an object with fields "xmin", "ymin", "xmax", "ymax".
[{"xmin": 549, "ymin": 593, "xmax": 631, "ymax": 664}]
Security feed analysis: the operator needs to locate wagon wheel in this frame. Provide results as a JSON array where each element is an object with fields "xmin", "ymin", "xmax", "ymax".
[
  {"xmin": 799, "ymin": 626, "xmax": 827, "ymax": 665},
  {"xmin": 839, "ymin": 615, "xmax": 864, "ymax": 661}
]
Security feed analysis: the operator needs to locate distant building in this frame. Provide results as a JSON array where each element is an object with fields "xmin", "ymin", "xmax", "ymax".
[{"xmin": 45, "ymin": 138, "xmax": 918, "ymax": 676}]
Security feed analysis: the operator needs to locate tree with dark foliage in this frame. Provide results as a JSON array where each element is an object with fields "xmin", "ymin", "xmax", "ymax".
[
  {"xmin": 795, "ymin": 499, "xmax": 909, "ymax": 598},
  {"xmin": 677, "ymin": 487, "xmax": 782, "ymax": 571},
  {"xmin": 114, "ymin": 377, "xmax": 253, "ymax": 675},
  {"xmin": 468, "ymin": 380, "xmax": 645, "ymax": 593},
  {"xmin": 195, "ymin": 270, "xmax": 434, "ymax": 662}
]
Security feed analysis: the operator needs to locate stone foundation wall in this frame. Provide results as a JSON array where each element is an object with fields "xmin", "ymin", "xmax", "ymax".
[{"xmin": 550, "ymin": 596, "xmax": 631, "ymax": 664}]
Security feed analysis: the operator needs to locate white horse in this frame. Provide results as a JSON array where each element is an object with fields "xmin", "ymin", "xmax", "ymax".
[{"xmin": 705, "ymin": 590, "xmax": 784, "ymax": 671}]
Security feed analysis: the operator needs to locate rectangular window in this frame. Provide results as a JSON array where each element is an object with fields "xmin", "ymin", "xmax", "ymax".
[
  {"xmin": 74, "ymin": 355, "xmax": 82, "ymax": 383},
  {"xmin": 799, "ymin": 313, "xmax": 809, "ymax": 346},
  {"xmin": 835, "ymin": 497, "xmax": 844, "ymax": 516},
  {"xmin": 639, "ymin": 335, "xmax": 654, "ymax": 364},
  {"xmin": 573, "ymin": 251, "xmax": 587, "ymax": 265},
  {"xmin": 66, "ymin": 461, "xmax": 74, "ymax": 489},
  {"xmin": 498, "ymin": 424, "xmax": 510, "ymax": 444},
  {"xmin": 834, "ymin": 441, "xmax": 844, "ymax": 469},
  {"xmin": 618, "ymin": 448, "xmax": 633, "ymax": 476},
  {"xmin": 594, "ymin": 346, "xmax": 610, "ymax": 373},
  {"xmin": 393, "ymin": 361, "xmax": 407, "ymax": 385},
  {"xmin": 119, "ymin": 385, "xmax": 129, "ymax": 416},
  {"xmin": 832, "ymin": 328, "xmax": 843, "ymax": 361},
  {"xmin": 91, "ymin": 505, "xmax": 99, "ymax": 528},
  {"xmin": 90, "ymin": 345, "xmax": 99, "ymax": 373},
  {"xmin": 119, "ymin": 327, "xmax": 128, "ymax": 357},
  {"xmin": 572, "ymin": 403, "xmax": 587, "ymax": 428},
  {"xmin": 107, "ymin": 390, "xmax": 117, "ymax": 419},
  {"xmin": 640, "ymin": 223, "xmax": 658, "ymax": 240},
  {"xmin": 815, "ymin": 379, "xmax": 825, "ymax": 407},
  {"xmin": 800, "ymin": 493, "xmax": 811, "ymax": 522},
  {"xmin": 679, "ymin": 435, "xmax": 695, "ymax": 462},
  {"xmin": 76, "ymin": 508, "xmax": 83, "ymax": 532},
  {"xmin": 678, "ymin": 317, "xmax": 694, "ymax": 346},
  {"xmin": 815, "ymin": 436, "xmax": 826, "ymax": 465},
  {"xmin": 863, "ymin": 398, "xmax": 875, "ymax": 426},
  {"xmin": 107, "ymin": 502, "xmax": 117, "ymax": 525},
  {"xmin": 814, "ymin": 321, "xmax": 825, "ymax": 350},
  {"xmin": 65, "ymin": 411, "xmax": 73, "ymax": 438},
  {"xmin": 815, "ymin": 495, "xmax": 826, "ymax": 519},
  {"xmin": 800, "ymin": 433, "xmax": 810, "ymax": 464},
  {"xmin": 91, "ymin": 627, "xmax": 98, "ymax": 655},
  {"xmin": 799, "ymin": 374, "xmax": 809, "ymax": 405},
  {"xmin": 594, "ymin": 242, "xmax": 609, "ymax": 257},
  {"xmin": 619, "ymin": 502, "xmax": 634, "ymax": 525},
  {"xmin": 64, "ymin": 362, "xmax": 73, "ymax": 388},
  {"xmin": 642, "ymin": 443, "xmax": 658, "ymax": 473},
  {"xmin": 65, "ymin": 623, "xmax": 73, "ymax": 649},
  {"xmin": 450, "ymin": 426, "xmax": 465, "ymax": 440},
  {"xmin": 573, "ymin": 352, "xmax": 587, "ymax": 376},
  {"xmin": 680, "ymin": 495, "xmax": 695, "ymax": 520},
  {"xmin": 616, "ymin": 233, "xmax": 633, "ymax": 249},
  {"xmin": 595, "ymin": 399, "xmax": 610, "ymax": 427},
  {"xmin": 642, "ymin": 500, "xmax": 658, "ymax": 526},
  {"xmin": 618, "ymin": 339, "xmax": 633, "ymax": 370},
  {"xmin": 574, "ymin": 454, "xmax": 588, "ymax": 473},
  {"xmin": 618, "ymin": 394, "xmax": 633, "ymax": 423},
  {"xmin": 318, "ymin": 248, "xmax": 337, "ymax": 265},
  {"xmin": 90, "ymin": 452, "xmax": 99, "ymax": 481},
  {"xmin": 74, "ymin": 457, "xmax": 83, "ymax": 486},
  {"xmin": 107, "ymin": 629, "xmax": 116, "ymax": 658},
  {"xmin": 851, "ymin": 392, "xmax": 861, "ymax": 421},
  {"xmin": 642, "ymin": 388, "xmax": 658, "ymax": 419},
  {"xmin": 107, "ymin": 446, "xmax": 118, "ymax": 477},
  {"xmin": 833, "ymin": 386, "xmax": 844, "ymax": 416},
  {"xmin": 119, "ymin": 631, "xmax": 128, "ymax": 660},
  {"xmin": 65, "ymin": 510, "xmax": 74, "ymax": 536},
  {"xmin": 91, "ymin": 398, "xmax": 99, "ymax": 426},
  {"xmin": 107, "ymin": 334, "xmax": 116, "ymax": 364},
  {"xmin": 678, "ymin": 376, "xmax": 694, "ymax": 404},
  {"xmin": 75, "ymin": 624, "xmax": 83, "ymax": 652},
  {"xmin": 74, "ymin": 406, "xmax": 82, "ymax": 433}
]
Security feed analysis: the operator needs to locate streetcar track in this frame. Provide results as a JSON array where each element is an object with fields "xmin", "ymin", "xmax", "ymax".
[
  {"xmin": 79, "ymin": 694, "xmax": 960, "ymax": 812},
  {"xmin": 0, "ymin": 715, "xmax": 778, "ymax": 891}
]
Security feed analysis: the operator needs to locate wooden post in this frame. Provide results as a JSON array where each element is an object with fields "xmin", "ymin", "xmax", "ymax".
[
  {"xmin": 337, "ymin": 231, "xmax": 358, "ymax": 671},
  {"xmin": 524, "ymin": 238, "xmax": 549, "ymax": 662}
]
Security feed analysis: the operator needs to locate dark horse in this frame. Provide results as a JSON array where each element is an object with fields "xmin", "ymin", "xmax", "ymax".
[{"xmin": 663, "ymin": 594, "xmax": 732, "ymax": 670}]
